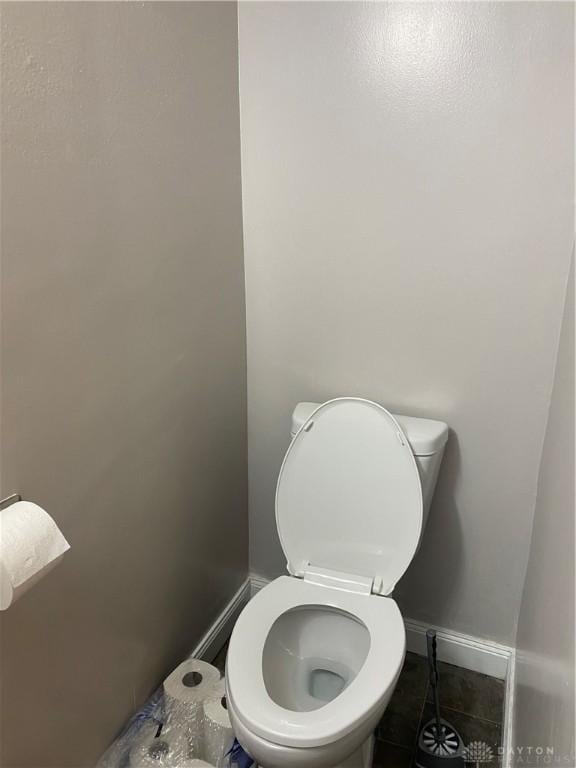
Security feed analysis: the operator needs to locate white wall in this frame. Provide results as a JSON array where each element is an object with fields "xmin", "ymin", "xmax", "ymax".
[
  {"xmin": 513, "ymin": 257, "xmax": 574, "ymax": 766},
  {"xmin": 239, "ymin": 2, "xmax": 574, "ymax": 644}
]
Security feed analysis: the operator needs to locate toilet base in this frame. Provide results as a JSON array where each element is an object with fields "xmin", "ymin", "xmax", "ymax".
[
  {"xmin": 333, "ymin": 734, "xmax": 374, "ymax": 768},
  {"xmin": 254, "ymin": 734, "xmax": 374, "ymax": 768}
]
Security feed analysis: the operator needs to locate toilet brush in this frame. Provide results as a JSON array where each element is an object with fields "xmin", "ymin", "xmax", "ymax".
[{"xmin": 414, "ymin": 631, "xmax": 465, "ymax": 768}]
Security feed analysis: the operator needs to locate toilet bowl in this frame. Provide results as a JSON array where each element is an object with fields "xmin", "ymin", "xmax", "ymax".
[
  {"xmin": 226, "ymin": 398, "xmax": 448, "ymax": 768},
  {"xmin": 227, "ymin": 577, "xmax": 405, "ymax": 768}
]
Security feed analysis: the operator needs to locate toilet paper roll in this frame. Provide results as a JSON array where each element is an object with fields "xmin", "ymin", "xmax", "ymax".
[
  {"xmin": 163, "ymin": 659, "xmax": 221, "ymax": 755},
  {"xmin": 182, "ymin": 761, "xmax": 214, "ymax": 767},
  {"xmin": 129, "ymin": 725, "xmax": 188, "ymax": 768},
  {"xmin": 212, "ymin": 678, "xmax": 226, "ymax": 698},
  {"xmin": 202, "ymin": 695, "xmax": 234, "ymax": 767},
  {"xmin": 0, "ymin": 501, "xmax": 70, "ymax": 610}
]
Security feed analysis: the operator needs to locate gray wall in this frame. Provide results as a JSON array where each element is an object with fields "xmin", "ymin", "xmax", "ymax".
[
  {"xmin": 0, "ymin": 4, "xmax": 247, "ymax": 766},
  {"xmin": 238, "ymin": 1, "xmax": 574, "ymax": 644},
  {"xmin": 513, "ymin": 258, "xmax": 574, "ymax": 766}
]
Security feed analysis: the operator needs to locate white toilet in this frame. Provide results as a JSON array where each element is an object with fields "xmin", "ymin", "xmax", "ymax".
[{"xmin": 226, "ymin": 398, "xmax": 448, "ymax": 768}]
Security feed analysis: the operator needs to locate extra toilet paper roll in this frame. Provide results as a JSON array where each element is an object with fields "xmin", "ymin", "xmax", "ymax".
[
  {"xmin": 182, "ymin": 761, "xmax": 214, "ymax": 767},
  {"xmin": 212, "ymin": 678, "xmax": 226, "ymax": 698},
  {"xmin": 202, "ymin": 694, "xmax": 234, "ymax": 767},
  {"xmin": 0, "ymin": 501, "xmax": 70, "ymax": 610},
  {"xmin": 129, "ymin": 725, "xmax": 188, "ymax": 768},
  {"xmin": 163, "ymin": 659, "xmax": 221, "ymax": 755}
]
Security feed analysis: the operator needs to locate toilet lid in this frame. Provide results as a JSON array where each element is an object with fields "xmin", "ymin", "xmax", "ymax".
[{"xmin": 275, "ymin": 398, "xmax": 423, "ymax": 596}]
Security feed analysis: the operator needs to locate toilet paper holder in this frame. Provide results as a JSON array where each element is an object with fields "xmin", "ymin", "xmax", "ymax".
[{"xmin": 0, "ymin": 493, "xmax": 22, "ymax": 510}]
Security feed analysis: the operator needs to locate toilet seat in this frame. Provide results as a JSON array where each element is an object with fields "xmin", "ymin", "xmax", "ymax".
[
  {"xmin": 226, "ymin": 576, "xmax": 405, "ymax": 749},
  {"xmin": 276, "ymin": 397, "xmax": 423, "ymax": 596}
]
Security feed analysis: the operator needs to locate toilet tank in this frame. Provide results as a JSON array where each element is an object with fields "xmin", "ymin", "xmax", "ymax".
[{"xmin": 290, "ymin": 401, "xmax": 448, "ymax": 528}]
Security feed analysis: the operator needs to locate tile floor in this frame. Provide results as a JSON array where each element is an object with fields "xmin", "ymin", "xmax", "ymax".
[
  {"xmin": 373, "ymin": 652, "xmax": 504, "ymax": 767},
  {"xmin": 212, "ymin": 643, "xmax": 505, "ymax": 768}
]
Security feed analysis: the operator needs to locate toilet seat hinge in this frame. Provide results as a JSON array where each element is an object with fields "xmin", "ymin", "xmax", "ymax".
[{"xmin": 303, "ymin": 565, "xmax": 373, "ymax": 595}]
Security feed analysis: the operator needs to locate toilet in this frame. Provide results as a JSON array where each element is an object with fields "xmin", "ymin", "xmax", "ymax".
[{"xmin": 226, "ymin": 398, "xmax": 448, "ymax": 768}]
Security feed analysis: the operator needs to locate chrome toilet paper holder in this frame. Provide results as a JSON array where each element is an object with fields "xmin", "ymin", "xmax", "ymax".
[{"xmin": 0, "ymin": 493, "xmax": 22, "ymax": 510}]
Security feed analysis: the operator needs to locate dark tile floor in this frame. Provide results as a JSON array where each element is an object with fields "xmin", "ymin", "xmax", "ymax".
[
  {"xmin": 212, "ymin": 643, "xmax": 505, "ymax": 768},
  {"xmin": 374, "ymin": 653, "xmax": 504, "ymax": 767}
]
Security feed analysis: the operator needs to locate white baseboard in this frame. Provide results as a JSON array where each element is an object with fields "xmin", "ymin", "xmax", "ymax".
[
  {"xmin": 250, "ymin": 573, "xmax": 512, "ymax": 680},
  {"xmin": 502, "ymin": 649, "xmax": 516, "ymax": 767},
  {"xmin": 404, "ymin": 618, "xmax": 512, "ymax": 680},
  {"xmin": 190, "ymin": 577, "xmax": 251, "ymax": 661},
  {"xmin": 250, "ymin": 573, "xmax": 271, "ymax": 598}
]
